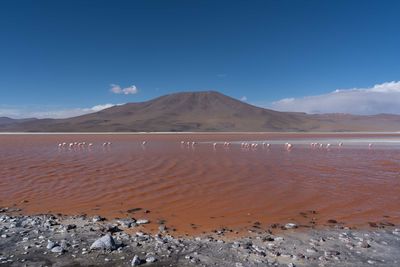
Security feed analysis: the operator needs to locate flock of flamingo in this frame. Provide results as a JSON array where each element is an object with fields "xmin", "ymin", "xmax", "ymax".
[
  {"xmin": 57, "ymin": 140, "xmax": 375, "ymax": 151},
  {"xmin": 57, "ymin": 140, "xmax": 147, "ymax": 150}
]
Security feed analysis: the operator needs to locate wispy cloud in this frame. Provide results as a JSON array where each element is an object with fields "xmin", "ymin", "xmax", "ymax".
[
  {"xmin": 110, "ymin": 84, "xmax": 138, "ymax": 95},
  {"xmin": 270, "ymin": 81, "xmax": 400, "ymax": 115},
  {"xmin": 0, "ymin": 104, "xmax": 121, "ymax": 119},
  {"xmin": 240, "ymin": 96, "xmax": 248, "ymax": 101}
]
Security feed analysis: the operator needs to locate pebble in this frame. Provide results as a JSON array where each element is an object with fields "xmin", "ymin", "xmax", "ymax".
[
  {"xmin": 285, "ymin": 223, "xmax": 298, "ymax": 229},
  {"xmin": 131, "ymin": 255, "xmax": 141, "ymax": 266},
  {"xmin": 324, "ymin": 250, "xmax": 340, "ymax": 257},
  {"xmin": 359, "ymin": 241, "xmax": 371, "ymax": 248},
  {"xmin": 306, "ymin": 248, "xmax": 318, "ymax": 254},
  {"xmin": 118, "ymin": 218, "xmax": 135, "ymax": 228},
  {"xmin": 51, "ymin": 246, "xmax": 64, "ymax": 253},
  {"xmin": 145, "ymin": 256, "xmax": 157, "ymax": 263},
  {"xmin": 136, "ymin": 219, "xmax": 149, "ymax": 225},
  {"xmin": 92, "ymin": 215, "xmax": 105, "ymax": 222},
  {"xmin": 46, "ymin": 240, "xmax": 56, "ymax": 250}
]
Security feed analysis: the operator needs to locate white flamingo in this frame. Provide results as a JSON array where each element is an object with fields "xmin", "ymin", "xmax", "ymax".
[{"xmin": 287, "ymin": 143, "xmax": 293, "ymax": 150}]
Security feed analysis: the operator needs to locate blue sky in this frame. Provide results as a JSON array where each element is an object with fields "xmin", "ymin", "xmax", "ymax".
[{"xmin": 1, "ymin": 0, "xmax": 400, "ymax": 118}]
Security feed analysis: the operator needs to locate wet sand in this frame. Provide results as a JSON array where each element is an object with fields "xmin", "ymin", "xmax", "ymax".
[{"xmin": 0, "ymin": 133, "xmax": 399, "ymax": 235}]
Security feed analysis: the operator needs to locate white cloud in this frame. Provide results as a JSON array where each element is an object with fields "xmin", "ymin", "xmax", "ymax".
[
  {"xmin": 270, "ymin": 81, "xmax": 400, "ymax": 115},
  {"xmin": 240, "ymin": 96, "xmax": 248, "ymax": 101},
  {"xmin": 110, "ymin": 84, "xmax": 138, "ymax": 95},
  {"xmin": 0, "ymin": 104, "xmax": 120, "ymax": 119}
]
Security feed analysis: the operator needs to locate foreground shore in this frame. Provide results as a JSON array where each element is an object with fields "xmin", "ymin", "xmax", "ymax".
[{"xmin": 0, "ymin": 210, "xmax": 399, "ymax": 266}]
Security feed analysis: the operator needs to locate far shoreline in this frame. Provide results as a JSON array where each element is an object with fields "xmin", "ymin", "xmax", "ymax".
[{"xmin": 1, "ymin": 131, "xmax": 400, "ymax": 135}]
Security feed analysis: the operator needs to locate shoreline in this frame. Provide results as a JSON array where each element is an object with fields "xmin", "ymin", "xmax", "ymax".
[
  {"xmin": 1, "ymin": 131, "xmax": 400, "ymax": 135},
  {"xmin": 1, "ymin": 210, "xmax": 399, "ymax": 266}
]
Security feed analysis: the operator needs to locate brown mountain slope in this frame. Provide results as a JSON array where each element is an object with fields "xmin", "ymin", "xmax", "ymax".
[{"xmin": 1, "ymin": 91, "xmax": 400, "ymax": 132}]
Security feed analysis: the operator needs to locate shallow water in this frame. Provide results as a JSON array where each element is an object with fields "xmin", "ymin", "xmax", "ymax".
[{"xmin": 0, "ymin": 133, "xmax": 399, "ymax": 234}]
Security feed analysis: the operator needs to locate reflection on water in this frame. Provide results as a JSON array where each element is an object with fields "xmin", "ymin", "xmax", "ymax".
[{"xmin": 0, "ymin": 133, "xmax": 399, "ymax": 234}]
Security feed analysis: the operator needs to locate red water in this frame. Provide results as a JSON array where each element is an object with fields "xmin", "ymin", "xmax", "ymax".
[{"xmin": 0, "ymin": 133, "xmax": 399, "ymax": 234}]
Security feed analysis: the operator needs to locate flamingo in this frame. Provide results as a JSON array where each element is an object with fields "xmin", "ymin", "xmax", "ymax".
[
  {"xmin": 142, "ymin": 141, "xmax": 147, "ymax": 146},
  {"xmin": 338, "ymin": 142, "xmax": 343, "ymax": 147},
  {"xmin": 213, "ymin": 143, "xmax": 217, "ymax": 149},
  {"xmin": 287, "ymin": 143, "xmax": 293, "ymax": 150}
]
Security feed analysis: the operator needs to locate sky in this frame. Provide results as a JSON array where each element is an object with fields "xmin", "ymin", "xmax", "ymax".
[{"xmin": 1, "ymin": 0, "xmax": 400, "ymax": 118}]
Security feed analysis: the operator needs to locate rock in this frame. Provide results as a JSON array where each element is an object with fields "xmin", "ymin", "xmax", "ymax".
[
  {"xmin": 106, "ymin": 225, "xmax": 122, "ymax": 233},
  {"xmin": 131, "ymin": 255, "xmax": 141, "ymax": 266},
  {"xmin": 65, "ymin": 224, "xmax": 77, "ymax": 231},
  {"xmin": 136, "ymin": 219, "xmax": 149, "ymax": 225},
  {"xmin": 46, "ymin": 240, "xmax": 56, "ymax": 250},
  {"xmin": 51, "ymin": 246, "xmax": 64, "ymax": 253},
  {"xmin": 146, "ymin": 256, "xmax": 156, "ymax": 263},
  {"xmin": 324, "ymin": 250, "xmax": 340, "ymax": 257},
  {"xmin": 359, "ymin": 241, "xmax": 371, "ymax": 248},
  {"xmin": 92, "ymin": 215, "xmax": 106, "ymax": 222},
  {"xmin": 306, "ymin": 247, "xmax": 318, "ymax": 254},
  {"xmin": 117, "ymin": 218, "xmax": 135, "ymax": 228},
  {"xmin": 368, "ymin": 222, "xmax": 378, "ymax": 228},
  {"xmin": 284, "ymin": 223, "xmax": 298, "ymax": 229},
  {"xmin": 127, "ymin": 208, "xmax": 142, "ymax": 213},
  {"xmin": 327, "ymin": 219, "xmax": 338, "ymax": 224},
  {"xmin": 60, "ymin": 240, "xmax": 69, "ymax": 250},
  {"xmin": 90, "ymin": 234, "xmax": 117, "ymax": 251}
]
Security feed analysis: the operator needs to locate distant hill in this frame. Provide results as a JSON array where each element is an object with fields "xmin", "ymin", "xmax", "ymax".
[
  {"xmin": 1, "ymin": 91, "xmax": 400, "ymax": 132},
  {"xmin": 0, "ymin": 117, "xmax": 37, "ymax": 126}
]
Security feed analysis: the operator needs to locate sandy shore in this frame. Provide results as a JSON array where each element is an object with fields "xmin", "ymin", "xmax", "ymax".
[{"xmin": 1, "ymin": 209, "xmax": 399, "ymax": 267}]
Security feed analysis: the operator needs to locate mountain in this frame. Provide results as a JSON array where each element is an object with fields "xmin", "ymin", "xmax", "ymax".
[
  {"xmin": 0, "ymin": 117, "xmax": 37, "ymax": 126},
  {"xmin": 1, "ymin": 91, "xmax": 400, "ymax": 132}
]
